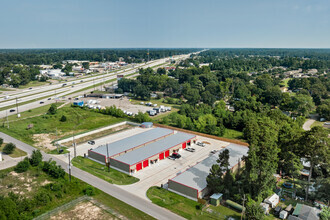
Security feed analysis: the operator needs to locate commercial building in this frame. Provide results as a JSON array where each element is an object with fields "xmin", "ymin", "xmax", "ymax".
[
  {"xmin": 110, "ymin": 132, "xmax": 196, "ymax": 174},
  {"xmin": 88, "ymin": 127, "xmax": 173, "ymax": 163},
  {"xmin": 168, "ymin": 144, "xmax": 249, "ymax": 201}
]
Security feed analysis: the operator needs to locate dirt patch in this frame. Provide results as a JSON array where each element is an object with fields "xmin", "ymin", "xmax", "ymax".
[
  {"xmin": 9, "ymin": 171, "xmax": 19, "ymax": 176},
  {"xmin": 41, "ymin": 180, "xmax": 52, "ymax": 186},
  {"xmin": 33, "ymin": 134, "xmax": 56, "ymax": 150},
  {"xmin": 51, "ymin": 201, "xmax": 115, "ymax": 220}
]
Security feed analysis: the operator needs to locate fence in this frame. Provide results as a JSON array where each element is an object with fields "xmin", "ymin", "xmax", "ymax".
[
  {"xmin": 33, "ymin": 195, "xmax": 127, "ymax": 220},
  {"xmin": 154, "ymin": 123, "xmax": 249, "ymax": 147}
]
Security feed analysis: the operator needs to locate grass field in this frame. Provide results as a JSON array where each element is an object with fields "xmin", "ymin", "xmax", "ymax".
[
  {"xmin": 147, "ymin": 186, "xmax": 241, "ymax": 219},
  {"xmin": 0, "ymin": 143, "xmax": 27, "ymax": 158},
  {"xmin": 72, "ymin": 156, "xmax": 139, "ymax": 185},
  {"xmin": 19, "ymin": 81, "xmax": 51, "ymax": 89},
  {"xmin": 222, "ymin": 128, "xmax": 245, "ymax": 140},
  {"xmin": 281, "ymin": 78, "xmax": 290, "ymax": 88},
  {"xmin": 0, "ymin": 105, "xmax": 125, "ymax": 150},
  {"xmin": 311, "ymin": 120, "xmax": 328, "ymax": 129},
  {"xmin": 0, "ymin": 165, "xmax": 152, "ymax": 219}
]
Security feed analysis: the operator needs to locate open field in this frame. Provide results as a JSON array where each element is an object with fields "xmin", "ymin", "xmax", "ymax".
[
  {"xmin": 0, "ymin": 165, "xmax": 153, "ymax": 219},
  {"xmin": 147, "ymin": 186, "xmax": 241, "ymax": 220},
  {"xmin": 222, "ymin": 128, "xmax": 245, "ymax": 141},
  {"xmin": 18, "ymin": 81, "xmax": 51, "ymax": 89},
  {"xmin": 72, "ymin": 156, "xmax": 139, "ymax": 185},
  {"xmin": 0, "ymin": 105, "xmax": 125, "ymax": 151},
  {"xmin": 0, "ymin": 143, "xmax": 27, "ymax": 158}
]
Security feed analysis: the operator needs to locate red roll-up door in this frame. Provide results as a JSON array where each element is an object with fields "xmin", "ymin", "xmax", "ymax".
[
  {"xmin": 159, "ymin": 152, "xmax": 164, "ymax": 160},
  {"xmin": 143, "ymin": 160, "xmax": 149, "ymax": 168},
  {"xmin": 182, "ymin": 142, "xmax": 186, "ymax": 149},
  {"xmin": 165, "ymin": 150, "xmax": 170, "ymax": 157},
  {"xmin": 136, "ymin": 162, "xmax": 142, "ymax": 171}
]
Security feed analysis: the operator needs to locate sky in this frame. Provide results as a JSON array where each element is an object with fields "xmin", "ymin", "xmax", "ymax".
[{"xmin": 0, "ymin": 0, "xmax": 329, "ymax": 48}]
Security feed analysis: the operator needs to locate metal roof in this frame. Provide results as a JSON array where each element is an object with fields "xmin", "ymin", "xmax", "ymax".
[
  {"xmin": 170, "ymin": 144, "xmax": 249, "ymax": 192},
  {"xmin": 113, "ymin": 132, "xmax": 196, "ymax": 165},
  {"xmin": 90, "ymin": 127, "xmax": 173, "ymax": 157}
]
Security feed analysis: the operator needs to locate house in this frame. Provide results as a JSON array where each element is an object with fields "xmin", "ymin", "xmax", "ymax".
[
  {"xmin": 264, "ymin": 193, "xmax": 279, "ymax": 208},
  {"xmin": 39, "ymin": 69, "xmax": 65, "ymax": 78},
  {"xmin": 288, "ymin": 203, "xmax": 320, "ymax": 220}
]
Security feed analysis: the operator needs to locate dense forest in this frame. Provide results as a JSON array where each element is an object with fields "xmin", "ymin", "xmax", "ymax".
[{"xmin": 0, "ymin": 48, "xmax": 199, "ymax": 65}]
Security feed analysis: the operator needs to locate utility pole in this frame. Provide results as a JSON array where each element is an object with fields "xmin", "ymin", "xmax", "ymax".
[
  {"xmin": 241, "ymin": 194, "xmax": 246, "ymax": 220},
  {"xmin": 106, "ymin": 143, "xmax": 110, "ymax": 172},
  {"xmin": 68, "ymin": 153, "xmax": 72, "ymax": 182}
]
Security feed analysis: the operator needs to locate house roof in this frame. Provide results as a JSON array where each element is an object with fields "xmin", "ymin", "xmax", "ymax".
[
  {"xmin": 113, "ymin": 132, "xmax": 195, "ymax": 165},
  {"xmin": 292, "ymin": 204, "xmax": 320, "ymax": 220},
  {"xmin": 90, "ymin": 127, "xmax": 173, "ymax": 157},
  {"xmin": 170, "ymin": 144, "xmax": 249, "ymax": 192}
]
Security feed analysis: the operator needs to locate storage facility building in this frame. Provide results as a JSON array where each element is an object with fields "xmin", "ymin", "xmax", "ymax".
[
  {"xmin": 168, "ymin": 144, "xmax": 249, "ymax": 201},
  {"xmin": 110, "ymin": 132, "xmax": 196, "ymax": 174},
  {"xmin": 88, "ymin": 127, "xmax": 173, "ymax": 163}
]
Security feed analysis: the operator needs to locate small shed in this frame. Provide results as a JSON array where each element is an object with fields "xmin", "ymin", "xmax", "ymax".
[
  {"xmin": 210, "ymin": 193, "xmax": 223, "ymax": 206},
  {"xmin": 141, "ymin": 122, "xmax": 153, "ymax": 128},
  {"xmin": 280, "ymin": 210, "xmax": 288, "ymax": 219},
  {"xmin": 264, "ymin": 193, "xmax": 280, "ymax": 208}
]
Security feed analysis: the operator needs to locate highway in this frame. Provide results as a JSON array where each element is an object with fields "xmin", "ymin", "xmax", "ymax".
[{"xmin": 0, "ymin": 52, "xmax": 196, "ymax": 118}]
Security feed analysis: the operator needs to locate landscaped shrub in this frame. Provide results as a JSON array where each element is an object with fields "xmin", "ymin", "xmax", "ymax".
[
  {"xmin": 0, "ymin": 138, "xmax": 3, "ymax": 146},
  {"xmin": 14, "ymin": 157, "xmax": 30, "ymax": 173},
  {"xmin": 3, "ymin": 143, "xmax": 16, "ymax": 154},
  {"xmin": 83, "ymin": 186, "xmax": 95, "ymax": 196},
  {"xmin": 60, "ymin": 115, "xmax": 67, "ymax": 122}
]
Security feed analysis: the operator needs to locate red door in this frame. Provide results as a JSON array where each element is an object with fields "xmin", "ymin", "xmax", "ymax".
[
  {"xmin": 136, "ymin": 162, "xmax": 142, "ymax": 171},
  {"xmin": 159, "ymin": 152, "xmax": 164, "ymax": 160},
  {"xmin": 143, "ymin": 160, "xmax": 149, "ymax": 168},
  {"xmin": 182, "ymin": 142, "xmax": 186, "ymax": 149},
  {"xmin": 165, "ymin": 150, "xmax": 170, "ymax": 157}
]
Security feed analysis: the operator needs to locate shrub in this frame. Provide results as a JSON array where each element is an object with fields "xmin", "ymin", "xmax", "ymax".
[
  {"xmin": 29, "ymin": 150, "xmax": 43, "ymax": 166},
  {"xmin": 48, "ymin": 104, "xmax": 57, "ymax": 115},
  {"xmin": 14, "ymin": 157, "xmax": 30, "ymax": 173},
  {"xmin": 34, "ymin": 190, "xmax": 52, "ymax": 206},
  {"xmin": 60, "ymin": 115, "xmax": 67, "ymax": 122},
  {"xmin": 42, "ymin": 159, "xmax": 65, "ymax": 179},
  {"xmin": 0, "ymin": 138, "xmax": 3, "ymax": 146},
  {"xmin": 83, "ymin": 186, "xmax": 95, "ymax": 196},
  {"xmin": 3, "ymin": 143, "xmax": 16, "ymax": 154}
]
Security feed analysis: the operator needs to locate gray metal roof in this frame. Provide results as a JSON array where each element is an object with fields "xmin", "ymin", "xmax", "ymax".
[
  {"xmin": 170, "ymin": 144, "xmax": 249, "ymax": 191},
  {"xmin": 91, "ymin": 127, "xmax": 173, "ymax": 157},
  {"xmin": 113, "ymin": 132, "xmax": 196, "ymax": 165}
]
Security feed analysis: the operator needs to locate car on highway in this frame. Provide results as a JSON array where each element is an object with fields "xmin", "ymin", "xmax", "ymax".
[
  {"xmin": 9, "ymin": 109, "xmax": 15, "ymax": 112},
  {"xmin": 48, "ymin": 98, "xmax": 51, "ymax": 100},
  {"xmin": 88, "ymin": 140, "xmax": 95, "ymax": 145},
  {"xmin": 39, "ymin": 101, "xmax": 44, "ymax": 104},
  {"xmin": 29, "ymin": 87, "xmax": 32, "ymax": 90},
  {"xmin": 185, "ymin": 147, "xmax": 195, "ymax": 152}
]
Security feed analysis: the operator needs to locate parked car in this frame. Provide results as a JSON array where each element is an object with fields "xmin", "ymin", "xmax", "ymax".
[
  {"xmin": 39, "ymin": 101, "xmax": 44, "ymax": 104},
  {"xmin": 172, "ymin": 153, "xmax": 181, "ymax": 159},
  {"xmin": 9, "ymin": 109, "xmax": 15, "ymax": 112},
  {"xmin": 168, "ymin": 156, "xmax": 176, "ymax": 160},
  {"xmin": 185, "ymin": 147, "xmax": 195, "ymax": 152},
  {"xmin": 88, "ymin": 140, "xmax": 95, "ymax": 145},
  {"xmin": 196, "ymin": 141, "xmax": 206, "ymax": 147},
  {"xmin": 210, "ymin": 150, "xmax": 217, "ymax": 154}
]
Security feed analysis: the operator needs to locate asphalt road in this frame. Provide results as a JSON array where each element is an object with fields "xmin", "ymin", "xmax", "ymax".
[{"xmin": 0, "ymin": 132, "xmax": 185, "ymax": 220}]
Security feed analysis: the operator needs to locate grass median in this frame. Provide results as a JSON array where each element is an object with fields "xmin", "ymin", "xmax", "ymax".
[
  {"xmin": 0, "ymin": 143, "xmax": 27, "ymax": 158},
  {"xmin": 72, "ymin": 156, "xmax": 139, "ymax": 185}
]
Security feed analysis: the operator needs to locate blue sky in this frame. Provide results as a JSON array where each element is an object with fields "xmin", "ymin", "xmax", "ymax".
[{"xmin": 0, "ymin": 0, "xmax": 329, "ymax": 48}]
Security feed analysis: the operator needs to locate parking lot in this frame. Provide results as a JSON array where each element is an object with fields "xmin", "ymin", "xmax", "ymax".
[{"xmin": 118, "ymin": 135, "xmax": 231, "ymax": 200}]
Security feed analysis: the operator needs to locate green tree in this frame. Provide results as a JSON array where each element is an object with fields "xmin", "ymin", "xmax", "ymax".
[
  {"xmin": 48, "ymin": 103, "xmax": 57, "ymax": 115},
  {"xmin": 320, "ymin": 206, "xmax": 330, "ymax": 220},
  {"xmin": 300, "ymin": 126, "xmax": 330, "ymax": 201},
  {"xmin": 0, "ymin": 197, "xmax": 19, "ymax": 220},
  {"xmin": 185, "ymin": 88, "xmax": 200, "ymax": 105},
  {"xmin": 3, "ymin": 143, "xmax": 16, "ymax": 154},
  {"xmin": 291, "ymin": 94, "xmax": 315, "ymax": 116},
  {"xmin": 0, "ymin": 138, "xmax": 3, "ymax": 146},
  {"xmin": 134, "ymin": 111, "xmax": 151, "ymax": 123},
  {"xmin": 245, "ymin": 198, "xmax": 264, "ymax": 220},
  {"xmin": 82, "ymin": 62, "xmax": 89, "ymax": 69},
  {"xmin": 133, "ymin": 84, "xmax": 150, "ymax": 100},
  {"xmin": 60, "ymin": 115, "xmax": 67, "ymax": 122},
  {"xmin": 29, "ymin": 150, "xmax": 43, "ymax": 167}
]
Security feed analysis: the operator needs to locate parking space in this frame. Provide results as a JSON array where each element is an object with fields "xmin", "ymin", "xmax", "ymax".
[{"xmin": 118, "ymin": 135, "xmax": 231, "ymax": 199}]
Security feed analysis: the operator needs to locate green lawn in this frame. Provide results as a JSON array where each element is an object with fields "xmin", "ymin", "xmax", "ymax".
[
  {"xmin": 0, "ymin": 105, "xmax": 125, "ymax": 150},
  {"xmin": 147, "ymin": 186, "xmax": 241, "ymax": 220},
  {"xmin": 0, "ymin": 143, "xmax": 27, "ymax": 158},
  {"xmin": 72, "ymin": 156, "xmax": 139, "ymax": 185},
  {"xmin": 311, "ymin": 121, "xmax": 329, "ymax": 129},
  {"xmin": 280, "ymin": 78, "xmax": 290, "ymax": 88},
  {"xmin": 19, "ymin": 80, "xmax": 51, "ymax": 89},
  {"xmin": 222, "ymin": 128, "xmax": 245, "ymax": 141}
]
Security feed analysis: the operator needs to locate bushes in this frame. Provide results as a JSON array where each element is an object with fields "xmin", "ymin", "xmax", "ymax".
[
  {"xmin": 3, "ymin": 143, "xmax": 16, "ymax": 154},
  {"xmin": 0, "ymin": 138, "xmax": 3, "ymax": 146},
  {"xmin": 48, "ymin": 103, "xmax": 57, "ymax": 115},
  {"xmin": 29, "ymin": 150, "xmax": 43, "ymax": 166},
  {"xmin": 14, "ymin": 157, "xmax": 30, "ymax": 173},
  {"xmin": 60, "ymin": 115, "xmax": 67, "ymax": 122},
  {"xmin": 42, "ymin": 159, "xmax": 65, "ymax": 179},
  {"xmin": 83, "ymin": 186, "xmax": 96, "ymax": 196}
]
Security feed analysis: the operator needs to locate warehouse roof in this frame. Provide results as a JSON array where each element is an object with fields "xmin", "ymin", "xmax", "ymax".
[
  {"xmin": 90, "ymin": 127, "xmax": 173, "ymax": 157},
  {"xmin": 170, "ymin": 144, "xmax": 249, "ymax": 192},
  {"xmin": 113, "ymin": 132, "xmax": 196, "ymax": 165}
]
